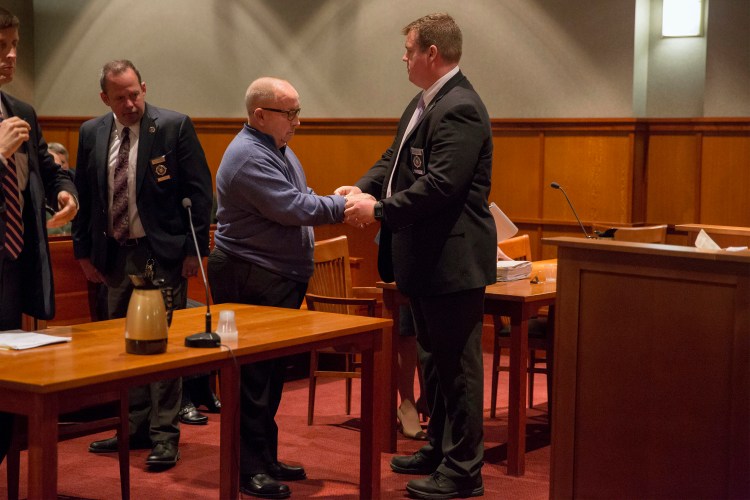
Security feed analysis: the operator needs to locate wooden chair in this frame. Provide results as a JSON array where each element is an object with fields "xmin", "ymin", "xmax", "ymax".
[
  {"xmin": 491, "ymin": 234, "xmax": 554, "ymax": 417},
  {"xmin": 305, "ymin": 235, "xmax": 380, "ymax": 425},
  {"xmin": 6, "ymin": 394, "xmax": 131, "ymax": 500},
  {"xmin": 593, "ymin": 224, "xmax": 668, "ymax": 243}
]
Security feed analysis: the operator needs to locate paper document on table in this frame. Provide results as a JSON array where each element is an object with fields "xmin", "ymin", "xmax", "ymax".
[
  {"xmin": 0, "ymin": 331, "xmax": 72, "ymax": 350},
  {"xmin": 694, "ymin": 229, "xmax": 748, "ymax": 252},
  {"xmin": 496, "ymin": 260, "xmax": 532, "ymax": 282}
]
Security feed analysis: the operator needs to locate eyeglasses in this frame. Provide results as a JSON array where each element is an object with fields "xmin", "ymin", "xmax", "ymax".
[{"xmin": 259, "ymin": 107, "xmax": 301, "ymax": 121}]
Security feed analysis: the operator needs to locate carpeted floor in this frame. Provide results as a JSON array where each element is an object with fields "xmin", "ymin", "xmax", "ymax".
[{"xmin": 0, "ymin": 352, "xmax": 550, "ymax": 499}]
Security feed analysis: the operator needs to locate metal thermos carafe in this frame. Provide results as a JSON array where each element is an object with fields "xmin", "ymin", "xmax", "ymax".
[{"xmin": 125, "ymin": 274, "xmax": 168, "ymax": 354}]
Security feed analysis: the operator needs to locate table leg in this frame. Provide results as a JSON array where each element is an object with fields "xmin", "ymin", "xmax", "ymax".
[
  {"xmin": 27, "ymin": 394, "xmax": 58, "ymax": 500},
  {"xmin": 219, "ymin": 363, "xmax": 240, "ymax": 499},
  {"xmin": 360, "ymin": 344, "xmax": 381, "ymax": 499},
  {"xmin": 380, "ymin": 289, "xmax": 400, "ymax": 453},
  {"xmin": 507, "ymin": 305, "xmax": 529, "ymax": 476}
]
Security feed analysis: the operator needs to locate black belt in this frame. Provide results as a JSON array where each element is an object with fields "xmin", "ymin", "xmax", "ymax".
[{"xmin": 110, "ymin": 237, "xmax": 146, "ymax": 247}]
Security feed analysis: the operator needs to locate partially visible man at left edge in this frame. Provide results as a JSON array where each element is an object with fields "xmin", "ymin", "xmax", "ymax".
[{"xmin": 0, "ymin": 7, "xmax": 78, "ymax": 464}]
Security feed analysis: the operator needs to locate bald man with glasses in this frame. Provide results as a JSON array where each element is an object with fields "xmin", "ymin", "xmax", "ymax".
[{"xmin": 207, "ymin": 77, "xmax": 345, "ymax": 499}]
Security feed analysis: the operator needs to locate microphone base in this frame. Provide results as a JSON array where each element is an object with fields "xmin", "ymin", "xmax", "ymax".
[{"xmin": 184, "ymin": 332, "xmax": 221, "ymax": 348}]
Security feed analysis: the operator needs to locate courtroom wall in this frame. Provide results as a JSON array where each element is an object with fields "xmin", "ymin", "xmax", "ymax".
[{"xmin": 12, "ymin": 0, "xmax": 637, "ymax": 118}]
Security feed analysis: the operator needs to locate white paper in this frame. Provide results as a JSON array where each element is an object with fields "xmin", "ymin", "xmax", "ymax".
[
  {"xmin": 496, "ymin": 260, "xmax": 532, "ymax": 281},
  {"xmin": 694, "ymin": 229, "xmax": 721, "ymax": 250},
  {"xmin": 694, "ymin": 229, "xmax": 748, "ymax": 252},
  {"xmin": 0, "ymin": 331, "xmax": 72, "ymax": 350},
  {"xmin": 489, "ymin": 202, "xmax": 518, "ymax": 243}
]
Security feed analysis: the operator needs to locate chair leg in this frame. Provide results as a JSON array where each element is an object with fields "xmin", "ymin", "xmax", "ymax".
[
  {"xmin": 307, "ymin": 351, "xmax": 319, "ymax": 425},
  {"xmin": 490, "ymin": 319, "xmax": 503, "ymax": 419},
  {"xmin": 345, "ymin": 354, "xmax": 353, "ymax": 415},
  {"xmin": 528, "ymin": 349, "xmax": 536, "ymax": 408}
]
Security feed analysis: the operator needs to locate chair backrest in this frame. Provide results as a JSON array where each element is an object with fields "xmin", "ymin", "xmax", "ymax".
[
  {"xmin": 308, "ymin": 235, "xmax": 354, "ymax": 314},
  {"xmin": 497, "ymin": 234, "xmax": 533, "ymax": 261},
  {"xmin": 593, "ymin": 224, "xmax": 668, "ymax": 243}
]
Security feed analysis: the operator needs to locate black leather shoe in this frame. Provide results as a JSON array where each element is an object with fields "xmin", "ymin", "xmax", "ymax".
[
  {"xmin": 196, "ymin": 391, "xmax": 222, "ymax": 413},
  {"xmin": 179, "ymin": 403, "xmax": 208, "ymax": 425},
  {"xmin": 390, "ymin": 452, "xmax": 441, "ymax": 475},
  {"xmin": 88, "ymin": 435, "xmax": 151, "ymax": 453},
  {"xmin": 406, "ymin": 471, "xmax": 484, "ymax": 499},
  {"xmin": 146, "ymin": 441, "xmax": 180, "ymax": 469},
  {"xmin": 240, "ymin": 473, "xmax": 291, "ymax": 499},
  {"xmin": 267, "ymin": 461, "xmax": 306, "ymax": 481}
]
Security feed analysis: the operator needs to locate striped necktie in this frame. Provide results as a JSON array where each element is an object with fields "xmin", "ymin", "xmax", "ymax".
[
  {"xmin": 112, "ymin": 127, "xmax": 130, "ymax": 243},
  {"xmin": 0, "ymin": 114, "xmax": 23, "ymax": 260}
]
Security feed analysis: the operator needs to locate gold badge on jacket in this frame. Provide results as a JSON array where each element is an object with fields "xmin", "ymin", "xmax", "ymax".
[
  {"xmin": 150, "ymin": 155, "xmax": 171, "ymax": 182},
  {"xmin": 410, "ymin": 147, "xmax": 425, "ymax": 175}
]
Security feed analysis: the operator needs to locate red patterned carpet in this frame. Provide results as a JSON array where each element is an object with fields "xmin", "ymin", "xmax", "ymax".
[{"xmin": 0, "ymin": 352, "xmax": 550, "ymax": 499}]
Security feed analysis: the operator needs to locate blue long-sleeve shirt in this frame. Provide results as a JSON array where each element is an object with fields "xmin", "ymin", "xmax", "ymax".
[{"xmin": 213, "ymin": 124, "xmax": 345, "ymax": 281}]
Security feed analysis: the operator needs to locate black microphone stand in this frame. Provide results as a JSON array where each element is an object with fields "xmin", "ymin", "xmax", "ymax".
[{"xmin": 182, "ymin": 198, "xmax": 221, "ymax": 348}]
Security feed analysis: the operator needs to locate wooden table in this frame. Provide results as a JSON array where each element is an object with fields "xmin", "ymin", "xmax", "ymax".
[
  {"xmin": 377, "ymin": 260, "xmax": 556, "ymax": 476},
  {"xmin": 0, "ymin": 303, "xmax": 390, "ymax": 499}
]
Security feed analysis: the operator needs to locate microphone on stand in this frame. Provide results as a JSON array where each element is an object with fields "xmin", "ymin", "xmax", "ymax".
[
  {"xmin": 550, "ymin": 182, "xmax": 594, "ymax": 239},
  {"xmin": 182, "ymin": 197, "xmax": 221, "ymax": 348}
]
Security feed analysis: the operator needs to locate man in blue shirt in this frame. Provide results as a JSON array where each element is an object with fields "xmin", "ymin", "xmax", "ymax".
[{"xmin": 208, "ymin": 77, "xmax": 345, "ymax": 499}]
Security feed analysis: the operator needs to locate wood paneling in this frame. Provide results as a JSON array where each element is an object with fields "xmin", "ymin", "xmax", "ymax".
[
  {"xmin": 646, "ymin": 133, "xmax": 701, "ymax": 223},
  {"xmin": 37, "ymin": 116, "xmax": 750, "ymax": 292}
]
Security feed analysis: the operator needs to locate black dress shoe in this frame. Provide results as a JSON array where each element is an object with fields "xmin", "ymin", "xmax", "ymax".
[
  {"xmin": 179, "ymin": 402, "xmax": 208, "ymax": 425},
  {"xmin": 267, "ymin": 461, "xmax": 306, "ymax": 481},
  {"xmin": 196, "ymin": 391, "xmax": 222, "ymax": 413},
  {"xmin": 240, "ymin": 473, "xmax": 291, "ymax": 499},
  {"xmin": 146, "ymin": 441, "xmax": 180, "ymax": 469},
  {"xmin": 406, "ymin": 471, "xmax": 484, "ymax": 499},
  {"xmin": 390, "ymin": 452, "xmax": 442, "ymax": 475},
  {"xmin": 88, "ymin": 435, "xmax": 151, "ymax": 453}
]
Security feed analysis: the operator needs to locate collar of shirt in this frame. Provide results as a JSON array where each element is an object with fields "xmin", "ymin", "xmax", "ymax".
[
  {"xmin": 113, "ymin": 115, "xmax": 141, "ymax": 139},
  {"xmin": 244, "ymin": 124, "xmax": 287, "ymax": 157},
  {"xmin": 421, "ymin": 66, "xmax": 460, "ymax": 108}
]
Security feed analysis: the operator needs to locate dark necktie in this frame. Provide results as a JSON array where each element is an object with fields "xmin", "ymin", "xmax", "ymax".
[
  {"xmin": 0, "ymin": 114, "xmax": 23, "ymax": 259},
  {"xmin": 112, "ymin": 127, "xmax": 130, "ymax": 243}
]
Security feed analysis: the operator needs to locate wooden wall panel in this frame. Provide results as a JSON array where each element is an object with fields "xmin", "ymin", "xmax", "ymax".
[
  {"xmin": 701, "ymin": 135, "xmax": 750, "ymax": 226},
  {"xmin": 646, "ymin": 134, "xmax": 701, "ymax": 224},
  {"xmin": 542, "ymin": 133, "xmax": 633, "ymax": 224},
  {"xmin": 490, "ymin": 133, "xmax": 542, "ymax": 220},
  {"xmin": 36, "ymin": 116, "xmax": 750, "ymax": 293}
]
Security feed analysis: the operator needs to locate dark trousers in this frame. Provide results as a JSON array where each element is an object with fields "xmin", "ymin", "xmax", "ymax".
[
  {"xmin": 105, "ymin": 239, "xmax": 185, "ymax": 445},
  {"xmin": 0, "ymin": 255, "xmax": 22, "ymax": 464},
  {"xmin": 410, "ymin": 287, "xmax": 486, "ymax": 482},
  {"xmin": 207, "ymin": 247, "xmax": 307, "ymax": 476}
]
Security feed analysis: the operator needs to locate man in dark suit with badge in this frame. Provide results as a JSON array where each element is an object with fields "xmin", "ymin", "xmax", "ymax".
[
  {"xmin": 72, "ymin": 59, "xmax": 212, "ymax": 468},
  {"xmin": 337, "ymin": 13, "xmax": 495, "ymax": 499},
  {"xmin": 0, "ymin": 7, "xmax": 78, "ymax": 466}
]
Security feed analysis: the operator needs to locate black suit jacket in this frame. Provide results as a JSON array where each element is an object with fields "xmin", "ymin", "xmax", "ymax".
[
  {"xmin": 0, "ymin": 92, "xmax": 77, "ymax": 319},
  {"xmin": 356, "ymin": 72, "xmax": 496, "ymax": 297},
  {"xmin": 72, "ymin": 103, "xmax": 212, "ymax": 274}
]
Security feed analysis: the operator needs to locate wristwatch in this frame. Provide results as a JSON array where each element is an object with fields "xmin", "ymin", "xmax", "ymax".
[{"xmin": 373, "ymin": 201, "xmax": 384, "ymax": 221}]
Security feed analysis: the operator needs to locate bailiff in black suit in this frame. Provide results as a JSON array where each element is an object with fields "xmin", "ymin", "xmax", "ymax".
[
  {"xmin": 72, "ymin": 60, "xmax": 212, "ymax": 468},
  {"xmin": 338, "ymin": 13, "xmax": 495, "ymax": 499}
]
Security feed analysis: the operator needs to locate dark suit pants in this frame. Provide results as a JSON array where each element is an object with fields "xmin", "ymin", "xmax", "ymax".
[
  {"xmin": 207, "ymin": 247, "xmax": 307, "ymax": 476},
  {"xmin": 410, "ymin": 287, "xmax": 486, "ymax": 482},
  {"xmin": 105, "ymin": 239, "xmax": 186, "ymax": 445}
]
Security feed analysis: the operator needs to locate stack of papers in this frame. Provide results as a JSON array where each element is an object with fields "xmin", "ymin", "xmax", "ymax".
[
  {"xmin": 496, "ymin": 260, "xmax": 532, "ymax": 282},
  {"xmin": 0, "ymin": 331, "xmax": 72, "ymax": 350}
]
